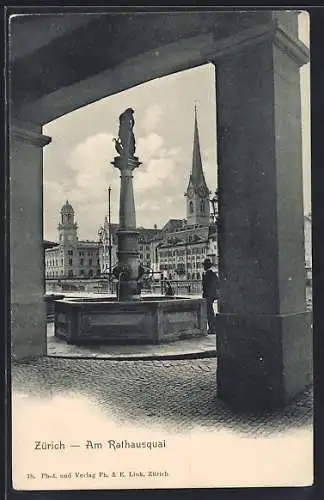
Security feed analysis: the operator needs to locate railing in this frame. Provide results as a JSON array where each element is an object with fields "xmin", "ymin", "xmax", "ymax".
[
  {"xmin": 45, "ymin": 278, "xmax": 117, "ymax": 294},
  {"xmin": 151, "ymin": 279, "xmax": 202, "ymax": 296}
]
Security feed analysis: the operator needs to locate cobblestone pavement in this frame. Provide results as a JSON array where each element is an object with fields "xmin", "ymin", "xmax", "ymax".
[{"xmin": 12, "ymin": 357, "xmax": 313, "ymax": 438}]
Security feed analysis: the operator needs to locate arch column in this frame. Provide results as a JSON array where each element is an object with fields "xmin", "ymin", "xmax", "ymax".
[
  {"xmin": 213, "ymin": 20, "xmax": 312, "ymax": 409},
  {"xmin": 10, "ymin": 120, "xmax": 51, "ymax": 360}
]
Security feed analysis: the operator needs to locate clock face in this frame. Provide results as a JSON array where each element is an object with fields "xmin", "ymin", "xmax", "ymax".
[
  {"xmin": 197, "ymin": 185, "xmax": 208, "ymax": 197},
  {"xmin": 187, "ymin": 187, "xmax": 194, "ymax": 199}
]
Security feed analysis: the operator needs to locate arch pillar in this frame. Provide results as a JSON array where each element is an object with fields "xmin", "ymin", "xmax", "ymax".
[
  {"xmin": 213, "ymin": 20, "xmax": 312, "ymax": 409},
  {"xmin": 10, "ymin": 119, "xmax": 51, "ymax": 360}
]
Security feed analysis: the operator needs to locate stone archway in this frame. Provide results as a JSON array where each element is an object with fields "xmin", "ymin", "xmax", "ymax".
[{"xmin": 9, "ymin": 10, "xmax": 311, "ymax": 409}]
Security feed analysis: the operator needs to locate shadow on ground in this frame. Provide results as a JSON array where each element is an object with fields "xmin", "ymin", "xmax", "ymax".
[{"xmin": 11, "ymin": 357, "xmax": 313, "ymax": 437}]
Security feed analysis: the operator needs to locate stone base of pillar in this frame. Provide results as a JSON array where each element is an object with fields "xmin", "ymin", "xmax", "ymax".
[
  {"xmin": 216, "ymin": 311, "xmax": 313, "ymax": 410},
  {"xmin": 11, "ymin": 301, "xmax": 47, "ymax": 361},
  {"xmin": 117, "ymin": 280, "xmax": 141, "ymax": 302},
  {"xmin": 116, "ymin": 228, "xmax": 140, "ymax": 302}
]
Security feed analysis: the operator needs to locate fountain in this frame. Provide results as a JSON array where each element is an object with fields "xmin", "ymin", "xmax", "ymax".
[{"xmin": 54, "ymin": 109, "xmax": 207, "ymax": 345}]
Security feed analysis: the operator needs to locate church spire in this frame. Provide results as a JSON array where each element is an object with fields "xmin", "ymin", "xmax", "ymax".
[
  {"xmin": 185, "ymin": 106, "xmax": 210, "ymax": 226},
  {"xmin": 190, "ymin": 106, "xmax": 208, "ymax": 189}
]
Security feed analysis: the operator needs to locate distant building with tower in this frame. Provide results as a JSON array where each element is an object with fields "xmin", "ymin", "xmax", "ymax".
[
  {"xmin": 153, "ymin": 107, "xmax": 218, "ymax": 279},
  {"xmin": 45, "ymin": 200, "xmax": 100, "ymax": 278}
]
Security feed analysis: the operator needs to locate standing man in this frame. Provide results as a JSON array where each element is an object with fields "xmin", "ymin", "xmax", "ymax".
[{"xmin": 202, "ymin": 258, "xmax": 220, "ymax": 334}]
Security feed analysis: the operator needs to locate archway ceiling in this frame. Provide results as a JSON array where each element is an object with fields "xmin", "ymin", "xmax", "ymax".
[{"xmin": 9, "ymin": 11, "xmax": 291, "ymax": 123}]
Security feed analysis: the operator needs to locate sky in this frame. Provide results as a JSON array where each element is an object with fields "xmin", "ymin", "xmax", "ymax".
[{"xmin": 43, "ymin": 11, "xmax": 310, "ymax": 242}]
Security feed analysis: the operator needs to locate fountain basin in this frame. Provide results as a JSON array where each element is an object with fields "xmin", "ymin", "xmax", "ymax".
[{"xmin": 54, "ymin": 296, "xmax": 207, "ymax": 345}]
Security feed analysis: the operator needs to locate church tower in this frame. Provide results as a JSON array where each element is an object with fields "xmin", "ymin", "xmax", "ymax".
[
  {"xmin": 58, "ymin": 200, "xmax": 78, "ymax": 243},
  {"xmin": 185, "ymin": 106, "xmax": 210, "ymax": 226}
]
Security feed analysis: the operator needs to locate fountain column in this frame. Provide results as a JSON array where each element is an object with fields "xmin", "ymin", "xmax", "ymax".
[
  {"xmin": 111, "ymin": 108, "xmax": 142, "ymax": 301},
  {"xmin": 112, "ymin": 155, "xmax": 142, "ymax": 301}
]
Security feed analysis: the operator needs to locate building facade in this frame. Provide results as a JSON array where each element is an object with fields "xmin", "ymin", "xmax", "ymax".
[
  {"xmin": 156, "ymin": 223, "xmax": 217, "ymax": 280},
  {"xmin": 98, "ymin": 216, "xmax": 161, "ymax": 276},
  {"xmin": 45, "ymin": 201, "xmax": 100, "ymax": 278},
  {"xmin": 98, "ymin": 217, "xmax": 119, "ymax": 276}
]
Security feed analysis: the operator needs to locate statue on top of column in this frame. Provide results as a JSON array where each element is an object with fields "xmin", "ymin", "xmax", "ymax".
[{"xmin": 113, "ymin": 108, "xmax": 136, "ymax": 158}]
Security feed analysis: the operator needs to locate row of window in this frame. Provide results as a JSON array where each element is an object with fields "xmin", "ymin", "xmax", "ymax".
[
  {"xmin": 160, "ymin": 254, "xmax": 205, "ymax": 262},
  {"xmin": 187, "ymin": 272, "xmax": 201, "ymax": 280},
  {"xmin": 47, "ymin": 259, "xmax": 60, "ymax": 266},
  {"xmin": 46, "ymin": 269, "xmax": 97, "ymax": 278},
  {"xmin": 159, "ymin": 247, "xmax": 206, "ymax": 257},
  {"xmin": 67, "ymin": 250, "xmax": 97, "ymax": 257},
  {"xmin": 139, "ymin": 253, "xmax": 151, "ymax": 261},
  {"xmin": 46, "ymin": 258, "xmax": 100, "ymax": 267},
  {"xmin": 189, "ymin": 200, "xmax": 206, "ymax": 214},
  {"xmin": 160, "ymin": 262, "xmax": 204, "ymax": 271},
  {"xmin": 69, "ymin": 258, "xmax": 100, "ymax": 266}
]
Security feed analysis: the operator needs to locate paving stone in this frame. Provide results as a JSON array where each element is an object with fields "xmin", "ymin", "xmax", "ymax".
[{"xmin": 12, "ymin": 357, "xmax": 313, "ymax": 438}]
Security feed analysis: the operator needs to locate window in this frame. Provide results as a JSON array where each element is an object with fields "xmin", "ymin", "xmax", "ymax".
[
  {"xmin": 79, "ymin": 270, "xmax": 84, "ymax": 276},
  {"xmin": 68, "ymin": 270, "xmax": 73, "ymax": 277},
  {"xmin": 69, "ymin": 258, "xmax": 73, "ymax": 266},
  {"xmin": 189, "ymin": 201, "xmax": 193, "ymax": 214},
  {"xmin": 88, "ymin": 270, "xmax": 93, "ymax": 277},
  {"xmin": 68, "ymin": 250, "xmax": 73, "ymax": 256},
  {"xmin": 89, "ymin": 258, "xmax": 92, "ymax": 266},
  {"xmin": 80, "ymin": 258, "xmax": 84, "ymax": 266},
  {"xmin": 200, "ymin": 200, "xmax": 205, "ymax": 214}
]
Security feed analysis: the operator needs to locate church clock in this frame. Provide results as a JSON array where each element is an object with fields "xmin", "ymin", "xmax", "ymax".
[
  {"xmin": 197, "ymin": 185, "xmax": 209, "ymax": 198},
  {"xmin": 187, "ymin": 186, "xmax": 194, "ymax": 199}
]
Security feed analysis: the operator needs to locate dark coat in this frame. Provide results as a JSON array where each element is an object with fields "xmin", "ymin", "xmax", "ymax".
[{"xmin": 202, "ymin": 269, "xmax": 220, "ymax": 300}]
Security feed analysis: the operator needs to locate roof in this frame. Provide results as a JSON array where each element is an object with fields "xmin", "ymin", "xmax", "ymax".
[
  {"xmin": 138, "ymin": 228, "xmax": 162, "ymax": 242},
  {"xmin": 161, "ymin": 219, "xmax": 185, "ymax": 233},
  {"xmin": 78, "ymin": 241, "xmax": 100, "ymax": 247},
  {"xmin": 61, "ymin": 199, "xmax": 74, "ymax": 213},
  {"xmin": 158, "ymin": 224, "xmax": 212, "ymax": 248},
  {"xmin": 43, "ymin": 240, "xmax": 58, "ymax": 249}
]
